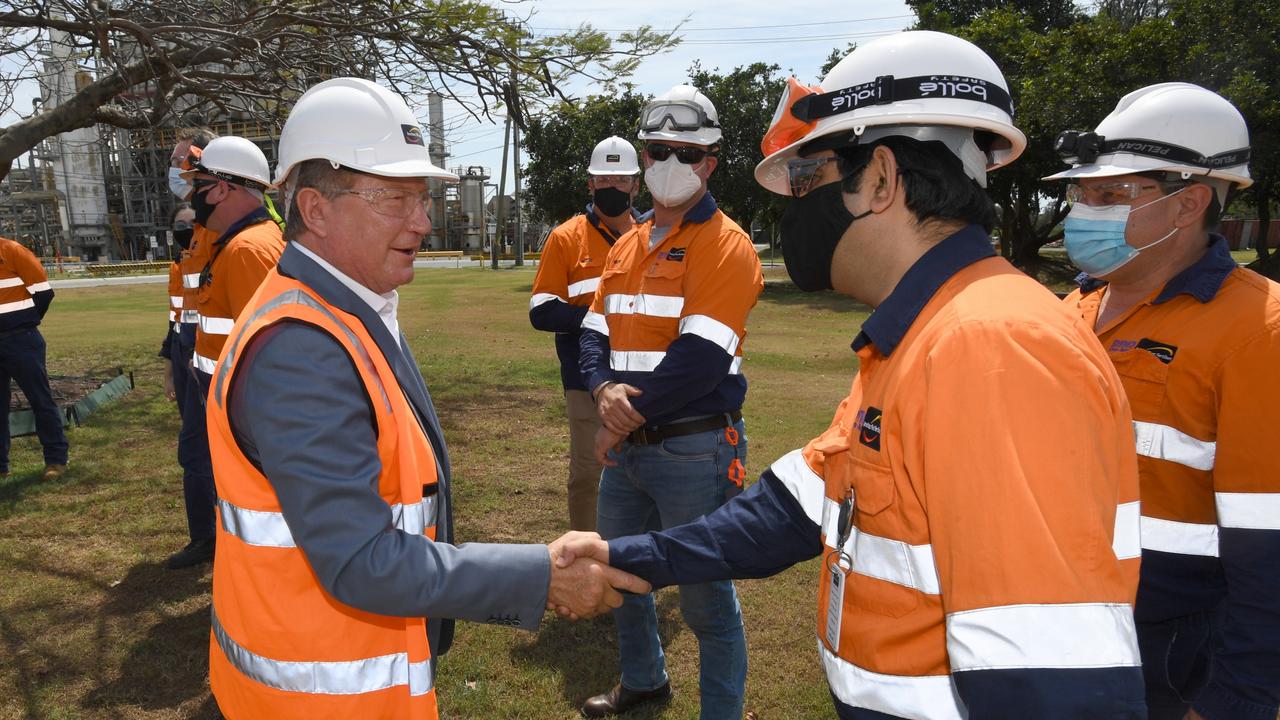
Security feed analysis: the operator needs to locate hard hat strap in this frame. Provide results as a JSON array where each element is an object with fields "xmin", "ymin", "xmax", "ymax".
[
  {"xmin": 791, "ymin": 74, "xmax": 1015, "ymax": 123},
  {"xmin": 1056, "ymin": 130, "xmax": 1250, "ymax": 171},
  {"xmin": 193, "ymin": 162, "xmax": 268, "ymax": 193}
]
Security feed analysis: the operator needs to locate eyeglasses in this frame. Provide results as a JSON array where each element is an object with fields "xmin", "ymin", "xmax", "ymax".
[
  {"xmin": 1065, "ymin": 181, "xmax": 1165, "ymax": 206},
  {"xmin": 785, "ymin": 155, "xmax": 851, "ymax": 197},
  {"xmin": 646, "ymin": 143, "xmax": 711, "ymax": 165},
  {"xmin": 340, "ymin": 187, "xmax": 431, "ymax": 218}
]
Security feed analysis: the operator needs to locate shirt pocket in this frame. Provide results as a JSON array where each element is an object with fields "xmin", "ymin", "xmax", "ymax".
[
  {"xmin": 641, "ymin": 258, "xmax": 688, "ymax": 297},
  {"xmin": 1110, "ymin": 347, "xmax": 1170, "ymax": 419},
  {"xmin": 835, "ymin": 454, "xmax": 921, "ymax": 618}
]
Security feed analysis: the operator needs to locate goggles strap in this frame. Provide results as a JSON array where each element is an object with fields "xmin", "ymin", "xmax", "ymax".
[
  {"xmin": 792, "ymin": 74, "xmax": 1015, "ymax": 123},
  {"xmin": 194, "ymin": 163, "xmax": 267, "ymax": 192}
]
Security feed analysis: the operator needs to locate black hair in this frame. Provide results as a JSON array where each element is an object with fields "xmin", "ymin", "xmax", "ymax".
[{"xmin": 834, "ymin": 135, "xmax": 996, "ymax": 233}]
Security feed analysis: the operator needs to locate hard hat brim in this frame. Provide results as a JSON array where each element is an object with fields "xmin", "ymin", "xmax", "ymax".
[
  {"xmin": 1043, "ymin": 157, "xmax": 1253, "ymax": 189},
  {"xmin": 272, "ymin": 158, "xmax": 458, "ymax": 188}
]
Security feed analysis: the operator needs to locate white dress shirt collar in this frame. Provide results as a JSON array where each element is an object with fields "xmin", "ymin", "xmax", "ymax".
[{"xmin": 293, "ymin": 241, "xmax": 401, "ymax": 346}]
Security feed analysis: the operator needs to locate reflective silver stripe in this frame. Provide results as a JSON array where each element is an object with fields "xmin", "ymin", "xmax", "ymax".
[
  {"xmin": 391, "ymin": 497, "xmax": 439, "ymax": 536},
  {"xmin": 194, "ymin": 352, "xmax": 219, "ymax": 374},
  {"xmin": 181, "ymin": 310, "xmax": 199, "ymax": 323},
  {"xmin": 1216, "ymin": 492, "xmax": 1280, "ymax": 530},
  {"xmin": 0, "ymin": 277, "xmax": 24, "ymax": 289},
  {"xmin": 222, "ymin": 498, "xmax": 438, "ymax": 549},
  {"xmin": 171, "ymin": 295, "xmax": 184, "ymax": 307},
  {"xmin": 679, "ymin": 314, "xmax": 740, "ymax": 355},
  {"xmin": 609, "ymin": 350, "xmax": 742, "ymax": 375},
  {"xmin": 567, "ymin": 277, "xmax": 600, "ymax": 298},
  {"xmin": 603, "ymin": 292, "xmax": 684, "ymax": 318},
  {"xmin": 1113, "ymin": 501, "xmax": 1141, "ymax": 560},
  {"xmin": 1133, "ymin": 421, "xmax": 1215, "ymax": 471},
  {"xmin": 169, "ymin": 310, "xmax": 177, "ymax": 322},
  {"xmin": 769, "ymin": 449, "xmax": 825, "ymax": 526},
  {"xmin": 946, "ymin": 603, "xmax": 1140, "ymax": 672},
  {"xmin": 26, "ymin": 281, "xmax": 51, "ymax": 292},
  {"xmin": 819, "ymin": 641, "xmax": 963, "ymax": 720},
  {"xmin": 529, "ymin": 292, "xmax": 561, "ymax": 310},
  {"xmin": 183, "ymin": 272, "xmax": 201, "ymax": 289},
  {"xmin": 582, "ymin": 310, "xmax": 610, "ymax": 336},
  {"xmin": 823, "ymin": 497, "xmax": 940, "ymax": 595},
  {"xmin": 212, "ymin": 609, "xmax": 434, "ymax": 696},
  {"xmin": 610, "ymin": 349, "xmax": 665, "ymax": 372},
  {"xmin": 219, "ymin": 498, "xmax": 296, "ymax": 547},
  {"xmin": 200, "ymin": 315, "xmax": 235, "ymax": 335},
  {"xmin": 1141, "ymin": 515, "xmax": 1218, "ymax": 557},
  {"xmin": 0, "ymin": 298, "xmax": 35, "ymax": 314}
]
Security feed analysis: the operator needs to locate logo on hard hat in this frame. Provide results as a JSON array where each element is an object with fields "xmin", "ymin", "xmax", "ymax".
[
  {"xmin": 606, "ymin": 154, "xmax": 621, "ymax": 162},
  {"xmin": 401, "ymin": 125, "xmax": 425, "ymax": 146}
]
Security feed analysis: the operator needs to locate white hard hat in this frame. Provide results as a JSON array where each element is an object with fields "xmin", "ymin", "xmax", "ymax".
[
  {"xmin": 637, "ymin": 84, "xmax": 722, "ymax": 147},
  {"xmin": 588, "ymin": 136, "xmax": 640, "ymax": 175},
  {"xmin": 755, "ymin": 30, "xmax": 1027, "ymax": 195},
  {"xmin": 183, "ymin": 136, "xmax": 271, "ymax": 190},
  {"xmin": 274, "ymin": 77, "xmax": 457, "ymax": 187},
  {"xmin": 1044, "ymin": 82, "xmax": 1252, "ymax": 198}
]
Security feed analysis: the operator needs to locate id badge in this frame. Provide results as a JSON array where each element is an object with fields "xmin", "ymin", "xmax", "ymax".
[{"xmin": 824, "ymin": 559, "xmax": 846, "ymax": 651}]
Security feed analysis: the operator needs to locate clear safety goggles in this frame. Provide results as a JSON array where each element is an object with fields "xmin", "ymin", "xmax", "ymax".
[
  {"xmin": 761, "ymin": 76, "xmax": 824, "ymax": 157},
  {"xmin": 638, "ymin": 99, "xmax": 719, "ymax": 134},
  {"xmin": 785, "ymin": 154, "xmax": 854, "ymax": 198},
  {"xmin": 1064, "ymin": 180, "xmax": 1178, "ymax": 207}
]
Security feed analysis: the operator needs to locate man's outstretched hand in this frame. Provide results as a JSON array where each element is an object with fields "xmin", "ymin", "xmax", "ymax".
[{"xmin": 546, "ymin": 532, "xmax": 647, "ymax": 621}]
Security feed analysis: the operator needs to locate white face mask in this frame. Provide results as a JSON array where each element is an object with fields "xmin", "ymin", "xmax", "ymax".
[
  {"xmin": 168, "ymin": 167, "xmax": 192, "ymax": 200},
  {"xmin": 644, "ymin": 157, "xmax": 703, "ymax": 207}
]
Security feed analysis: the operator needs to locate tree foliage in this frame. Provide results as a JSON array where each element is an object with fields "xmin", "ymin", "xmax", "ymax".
[{"xmin": 0, "ymin": 0, "xmax": 678, "ymax": 181}]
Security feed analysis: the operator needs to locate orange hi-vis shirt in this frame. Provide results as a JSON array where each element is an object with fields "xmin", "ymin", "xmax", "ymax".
[
  {"xmin": 177, "ymin": 225, "xmax": 214, "ymax": 349},
  {"xmin": 529, "ymin": 209, "xmax": 631, "ymax": 390},
  {"xmin": 578, "ymin": 193, "xmax": 763, "ymax": 424},
  {"xmin": 0, "ymin": 236, "xmax": 53, "ymax": 333},
  {"xmin": 1066, "ymin": 236, "xmax": 1280, "ymax": 716},
  {"xmin": 207, "ymin": 268, "xmax": 440, "ymax": 719},
  {"xmin": 193, "ymin": 210, "xmax": 283, "ymax": 376},
  {"xmin": 797, "ymin": 227, "xmax": 1142, "ymax": 717}
]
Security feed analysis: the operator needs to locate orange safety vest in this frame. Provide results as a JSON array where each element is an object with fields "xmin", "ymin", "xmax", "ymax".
[
  {"xmin": 778, "ymin": 256, "xmax": 1141, "ymax": 719},
  {"xmin": 193, "ymin": 218, "xmax": 283, "ymax": 375},
  {"xmin": 179, "ymin": 226, "xmax": 213, "ymax": 328},
  {"xmin": 207, "ymin": 268, "xmax": 440, "ymax": 720}
]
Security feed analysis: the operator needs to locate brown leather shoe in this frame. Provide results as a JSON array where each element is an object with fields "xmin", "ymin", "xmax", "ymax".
[
  {"xmin": 581, "ymin": 681, "xmax": 672, "ymax": 718},
  {"xmin": 41, "ymin": 464, "xmax": 67, "ymax": 481}
]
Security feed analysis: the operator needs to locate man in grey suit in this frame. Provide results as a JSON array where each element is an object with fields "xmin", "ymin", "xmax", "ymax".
[{"xmin": 206, "ymin": 77, "xmax": 647, "ymax": 719}]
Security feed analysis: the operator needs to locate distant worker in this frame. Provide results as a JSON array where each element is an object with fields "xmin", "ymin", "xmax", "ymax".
[
  {"xmin": 1049, "ymin": 83, "xmax": 1280, "ymax": 720},
  {"xmin": 577, "ymin": 85, "xmax": 764, "ymax": 719},
  {"xmin": 204, "ymin": 77, "xmax": 648, "ymax": 720},
  {"xmin": 161, "ymin": 204, "xmax": 196, "ymax": 404},
  {"xmin": 559, "ymin": 31, "xmax": 1147, "ymax": 719},
  {"xmin": 183, "ymin": 135, "xmax": 284, "ymax": 391},
  {"xmin": 530, "ymin": 135, "xmax": 644, "ymax": 531},
  {"xmin": 0, "ymin": 236, "xmax": 67, "ymax": 481},
  {"xmin": 163, "ymin": 126, "xmax": 221, "ymax": 570}
]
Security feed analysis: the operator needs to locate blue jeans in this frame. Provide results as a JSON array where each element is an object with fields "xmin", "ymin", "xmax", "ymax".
[
  {"xmin": 0, "ymin": 327, "xmax": 68, "ymax": 472},
  {"xmin": 596, "ymin": 419, "xmax": 748, "ymax": 720}
]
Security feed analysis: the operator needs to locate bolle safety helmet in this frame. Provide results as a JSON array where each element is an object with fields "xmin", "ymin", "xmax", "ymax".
[{"xmin": 756, "ymin": 30, "xmax": 1026, "ymax": 195}]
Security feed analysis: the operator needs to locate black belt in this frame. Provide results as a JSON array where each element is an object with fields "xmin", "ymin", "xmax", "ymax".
[{"xmin": 628, "ymin": 411, "xmax": 742, "ymax": 446}]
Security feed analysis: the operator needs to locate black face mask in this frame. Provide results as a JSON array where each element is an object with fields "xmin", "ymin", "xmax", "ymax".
[
  {"xmin": 779, "ymin": 181, "xmax": 871, "ymax": 292},
  {"xmin": 173, "ymin": 226, "xmax": 194, "ymax": 250},
  {"xmin": 592, "ymin": 187, "xmax": 632, "ymax": 218},
  {"xmin": 191, "ymin": 184, "xmax": 218, "ymax": 227}
]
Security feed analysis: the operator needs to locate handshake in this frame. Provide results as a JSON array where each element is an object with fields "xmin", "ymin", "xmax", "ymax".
[{"xmin": 545, "ymin": 531, "xmax": 641, "ymax": 620}]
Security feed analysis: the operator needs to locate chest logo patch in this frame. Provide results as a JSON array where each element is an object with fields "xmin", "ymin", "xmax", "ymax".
[
  {"xmin": 1137, "ymin": 338, "xmax": 1178, "ymax": 364},
  {"xmin": 854, "ymin": 406, "xmax": 883, "ymax": 451},
  {"xmin": 663, "ymin": 247, "xmax": 686, "ymax": 262}
]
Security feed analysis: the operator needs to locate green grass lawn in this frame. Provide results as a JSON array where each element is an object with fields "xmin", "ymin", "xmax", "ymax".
[{"xmin": 1, "ymin": 267, "xmax": 869, "ymax": 720}]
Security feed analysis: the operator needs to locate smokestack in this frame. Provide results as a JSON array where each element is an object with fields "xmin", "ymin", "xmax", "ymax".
[{"xmin": 427, "ymin": 92, "xmax": 448, "ymax": 249}]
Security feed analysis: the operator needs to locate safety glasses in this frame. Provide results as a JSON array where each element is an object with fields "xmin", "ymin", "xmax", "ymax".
[
  {"xmin": 1065, "ymin": 181, "xmax": 1165, "ymax": 206},
  {"xmin": 645, "ymin": 143, "xmax": 711, "ymax": 165},
  {"xmin": 638, "ymin": 99, "xmax": 719, "ymax": 133},
  {"xmin": 761, "ymin": 76, "xmax": 824, "ymax": 156},
  {"xmin": 784, "ymin": 154, "xmax": 856, "ymax": 197},
  {"xmin": 340, "ymin": 187, "xmax": 431, "ymax": 218}
]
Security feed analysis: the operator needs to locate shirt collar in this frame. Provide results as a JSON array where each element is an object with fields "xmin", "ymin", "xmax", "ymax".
[
  {"xmin": 214, "ymin": 206, "xmax": 271, "ymax": 246},
  {"xmin": 1075, "ymin": 234, "xmax": 1235, "ymax": 304},
  {"xmin": 852, "ymin": 224, "xmax": 996, "ymax": 357},
  {"xmin": 585, "ymin": 205, "xmax": 644, "ymax": 245},
  {"xmin": 682, "ymin": 191, "xmax": 717, "ymax": 224},
  {"xmin": 292, "ymin": 241, "xmax": 399, "ymax": 325}
]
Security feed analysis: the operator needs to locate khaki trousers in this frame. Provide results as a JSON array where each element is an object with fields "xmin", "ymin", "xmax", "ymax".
[{"xmin": 564, "ymin": 389, "xmax": 603, "ymax": 531}]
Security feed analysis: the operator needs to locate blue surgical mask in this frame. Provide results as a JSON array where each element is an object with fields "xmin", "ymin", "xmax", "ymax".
[
  {"xmin": 1063, "ymin": 189, "xmax": 1182, "ymax": 277},
  {"xmin": 168, "ymin": 167, "xmax": 192, "ymax": 200}
]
